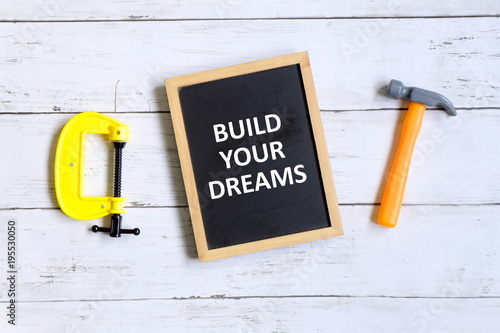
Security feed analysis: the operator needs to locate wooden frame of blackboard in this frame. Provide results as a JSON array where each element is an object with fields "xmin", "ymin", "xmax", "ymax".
[{"xmin": 165, "ymin": 52, "xmax": 343, "ymax": 262}]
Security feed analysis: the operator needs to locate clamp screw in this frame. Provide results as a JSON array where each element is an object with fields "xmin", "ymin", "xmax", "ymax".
[{"xmin": 92, "ymin": 141, "xmax": 140, "ymax": 237}]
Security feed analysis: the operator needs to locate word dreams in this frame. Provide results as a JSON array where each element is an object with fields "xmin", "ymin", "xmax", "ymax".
[{"xmin": 208, "ymin": 113, "xmax": 308, "ymax": 200}]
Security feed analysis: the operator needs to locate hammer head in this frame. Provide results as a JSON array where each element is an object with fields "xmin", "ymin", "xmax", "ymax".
[{"xmin": 387, "ymin": 79, "xmax": 457, "ymax": 116}]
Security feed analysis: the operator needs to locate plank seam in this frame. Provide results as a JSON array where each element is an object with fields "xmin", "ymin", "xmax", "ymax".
[
  {"xmin": 2, "ymin": 203, "xmax": 500, "ymax": 212},
  {"xmin": 1, "ymin": 295, "xmax": 499, "ymax": 304},
  {"xmin": 0, "ymin": 107, "xmax": 499, "ymax": 116},
  {"xmin": 0, "ymin": 15, "xmax": 499, "ymax": 24}
]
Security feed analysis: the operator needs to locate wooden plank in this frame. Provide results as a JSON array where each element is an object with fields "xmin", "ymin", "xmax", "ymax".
[
  {"xmin": 1, "ymin": 110, "xmax": 498, "ymax": 209},
  {"xmin": 327, "ymin": 108, "xmax": 500, "ymax": 206},
  {"xmin": 1, "ymin": 205, "xmax": 498, "ymax": 302},
  {"xmin": 1, "ymin": 297, "xmax": 499, "ymax": 332},
  {"xmin": 1, "ymin": 0, "xmax": 499, "ymax": 21},
  {"xmin": 0, "ymin": 18, "xmax": 498, "ymax": 113},
  {"xmin": 0, "ymin": 113, "xmax": 185, "ymax": 209},
  {"xmin": 0, "ymin": 3, "xmax": 497, "ymax": 332}
]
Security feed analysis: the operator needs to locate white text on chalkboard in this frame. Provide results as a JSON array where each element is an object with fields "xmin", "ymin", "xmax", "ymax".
[
  {"xmin": 218, "ymin": 141, "xmax": 285, "ymax": 169},
  {"xmin": 209, "ymin": 113, "xmax": 309, "ymax": 200},
  {"xmin": 213, "ymin": 114, "xmax": 281, "ymax": 142},
  {"xmin": 209, "ymin": 165, "xmax": 307, "ymax": 199}
]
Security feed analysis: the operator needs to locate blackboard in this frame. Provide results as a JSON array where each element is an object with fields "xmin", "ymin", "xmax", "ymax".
[{"xmin": 165, "ymin": 52, "xmax": 343, "ymax": 261}]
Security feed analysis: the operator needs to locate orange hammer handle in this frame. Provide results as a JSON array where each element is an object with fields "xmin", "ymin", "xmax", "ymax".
[{"xmin": 377, "ymin": 102, "xmax": 426, "ymax": 227}]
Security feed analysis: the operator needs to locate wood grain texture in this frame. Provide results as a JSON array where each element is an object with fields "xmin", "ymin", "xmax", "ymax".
[
  {"xmin": 1, "ymin": 297, "xmax": 499, "ymax": 332},
  {"xmin": 1, "ymin": 1, "xmax": 499, "ymax": 331},
  {"xmin": 0, "ymin": 205, "xmax": 498, "ymax": 303},
  {"xmin": 1, "ymin": 110, "xmax": 498, "ymax": 210},
  {"xmin": 1, "ymin": 18, "xmax": 499, "ymax": 113},
  {"xmin": 1, "ymin": 0, "xmax": 499, "ymax": 21}
]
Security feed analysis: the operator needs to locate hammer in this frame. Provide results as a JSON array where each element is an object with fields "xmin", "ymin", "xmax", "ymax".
[{"xmin": 377, "ymin": 79, "xmax": 457, "ymax": 228}]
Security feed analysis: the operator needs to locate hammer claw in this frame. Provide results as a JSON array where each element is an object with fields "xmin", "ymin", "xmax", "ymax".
[{"xmin": 387, "ymin": 79, "xmax": 457, "ymax": 116}]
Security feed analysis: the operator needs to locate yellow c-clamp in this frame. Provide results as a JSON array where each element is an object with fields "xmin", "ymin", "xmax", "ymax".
[{"xmin": 54, "ymin": 112, "xmax": 140, "ymax": 237}]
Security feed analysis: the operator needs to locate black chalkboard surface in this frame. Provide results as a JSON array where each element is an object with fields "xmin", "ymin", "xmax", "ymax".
[{"xmin": 165, "ymin": 52, "xmax": 342, "ymax": 261}]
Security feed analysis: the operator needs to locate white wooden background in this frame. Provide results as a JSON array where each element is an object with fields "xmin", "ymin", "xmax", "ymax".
[{"xmin": 1, "ymin": 1, "xmax": 500, "ymax": 332}]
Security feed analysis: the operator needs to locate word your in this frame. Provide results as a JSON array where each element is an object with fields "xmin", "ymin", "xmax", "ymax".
[{"xmin": 219, "ymin": 141, "xmax": 284, "ymax": 169}]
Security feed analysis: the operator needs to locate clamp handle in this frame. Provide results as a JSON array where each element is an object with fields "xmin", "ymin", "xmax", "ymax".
[{"xmin": 92, "ymin": 215, "xmax": 140, "ymax": 237}]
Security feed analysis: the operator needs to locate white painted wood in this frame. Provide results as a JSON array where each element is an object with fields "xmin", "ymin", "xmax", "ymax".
[
  {"xmin": 1, "ymin": 297, "xmax": 499, "ymax": 333},
  {"xmin": 0, "ymin": 18, "xmax": 498, "ymax": 113},
  {"xmin": 1, "ymin": 205, "xmax": 498, "ymax": 303},
  {"xmin": 1, "ymin": 0, "xmax": 499, "ymax": 21},
  {"xmin": 1, "ymin": 1, "xmax": 499, "ymax": 331},
  {"xmin": 1, "ymin": 110, "xmax": 498, "ymax": 209}
]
